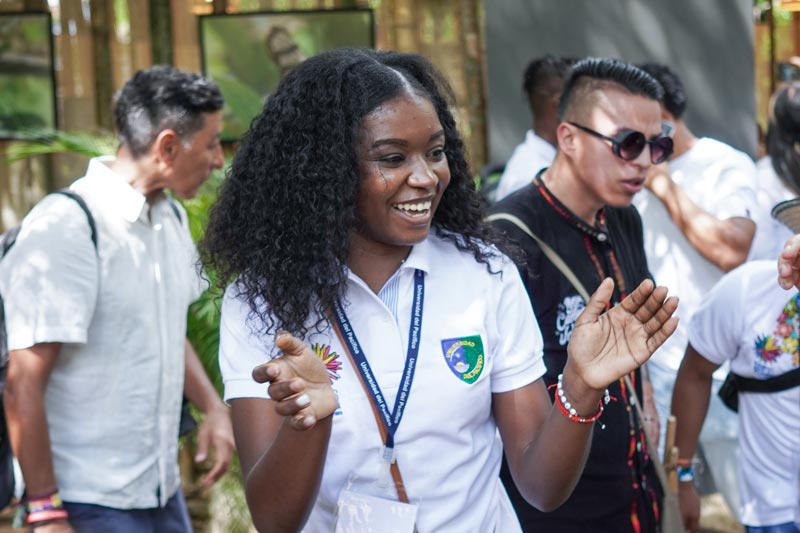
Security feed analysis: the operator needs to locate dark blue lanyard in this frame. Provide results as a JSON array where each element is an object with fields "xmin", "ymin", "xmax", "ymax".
[{"xmin": 332, "ymin": 269, "xmax": 425, "ymax": 459}]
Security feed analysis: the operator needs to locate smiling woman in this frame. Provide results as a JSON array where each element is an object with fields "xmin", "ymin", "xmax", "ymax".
[
  {"xmin": 199, "ymin": 48, "xmax": 679, "ymax": 533},
  {"xmin": 351, "ymin": 92, "xmax": 451, "ymax": 293}
]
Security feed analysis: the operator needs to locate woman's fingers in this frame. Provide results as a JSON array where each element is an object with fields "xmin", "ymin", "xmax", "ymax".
[
  {"xmin": 778, "ymin": 235, "xmax": 800, "ymax": 289},
  {"xmin": 253, "ymin": 361, "xmax": 280, "ymax": 384},
  {"xmin": 252, "ymin": 332, "xmax": 318, "ymax": 385},
  {"xmin": 275, "ymin": 331, "xmax": 309, "ymax": 357},
  {"xmin": 267, "ymin": 377, "xmax": 305, "ymax": 402},
  {"xmin": 629, "ymin": 284, "xmax": 668, "ymax": 324},
  {"xmin": 645, "ymin": 313, "xmax": 679, "ymax": 354},
  {"xmin": 619, "ymin": 278, "xmax": 655, "ymax": 315},
  {"xmin": 575, "ymin": 277, "xmax": 614, "ymax": 326},
  {"xmin": 273, "ymin": 390, "xmax": 312, "ymax": 417},
  {"xmin": 639, "ymin": 292, "xmax": 679, "ymax": 336}
]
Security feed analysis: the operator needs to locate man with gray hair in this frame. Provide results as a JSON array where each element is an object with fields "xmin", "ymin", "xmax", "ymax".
[{"xmin": 1, "ymin": 65, "xmax": 234, "ymax": 532}]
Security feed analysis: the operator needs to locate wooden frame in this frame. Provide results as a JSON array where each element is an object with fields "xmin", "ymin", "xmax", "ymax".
[
  {"xmin": 199, "ymin": 8, "xmax": 375, "ymax": 141},
  {"xmin": 0, "ymin": 12, "xmax": 57, "ymax": 138}
]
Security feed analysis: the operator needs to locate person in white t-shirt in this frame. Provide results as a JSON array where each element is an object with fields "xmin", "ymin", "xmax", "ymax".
[
  {"xmin": 200, "ymin": 49, "xmax": 679, "ymax": 533},
  {"xmin": 749, "ymin": 82, "xmax": 800, "ymax": 261},
  {"xmin": 494, "ymin": 55, "xmax": 572, "ymax": 202},
  {"xmin": 634, "ymin": 62, "xmax": 758, "ymax": 512},
  {"xmin": 672, "ymin": 255, "xmax": 800, "ymax": 533}
]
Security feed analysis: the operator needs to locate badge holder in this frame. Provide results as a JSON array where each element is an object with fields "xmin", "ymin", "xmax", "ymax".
[
  {"xmin": 333, "ymin": 415, "xmax": 418, "ymax": 533},
  {"xmin": 329, "ymin": 308, "xmax": 419, "ymax": 532},
  {"xmin": 334, "ymin": 489, "xmax": 418, "ymax": 533}
]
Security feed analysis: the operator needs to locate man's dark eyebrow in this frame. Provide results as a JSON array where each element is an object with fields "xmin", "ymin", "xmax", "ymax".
[{"xmin": 371, "ymin": 130, "xmax": 445, "ymax": 149}]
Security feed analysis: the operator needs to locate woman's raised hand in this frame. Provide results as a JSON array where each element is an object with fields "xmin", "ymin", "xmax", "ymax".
[
  {"xmin": 252, "ymin": 332, "xmax": 339, "ymax": 430},
  {"xmin": 565, "ymin": 278, "xmax": 678, "ymax": 392}
]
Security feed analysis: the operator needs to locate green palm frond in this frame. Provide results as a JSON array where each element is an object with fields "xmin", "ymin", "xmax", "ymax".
[{"xmin": 6, "ymin": 129, "xmax": 116, "ymax": 162}]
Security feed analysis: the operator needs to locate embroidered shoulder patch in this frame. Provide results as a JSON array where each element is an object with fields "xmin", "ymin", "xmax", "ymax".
[{"xmin": 441, "ymin": 335, "xmax": 485, "ymax": 384}]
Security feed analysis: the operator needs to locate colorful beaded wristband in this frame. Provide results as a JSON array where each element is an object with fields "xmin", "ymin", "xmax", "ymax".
[
  {"xmin": 25, "ymin": 490, "xmax": 68, "ymax": 525},
  {"xmin": 554, "ymin": 373, "xmax": 610, "ymax": 427}
]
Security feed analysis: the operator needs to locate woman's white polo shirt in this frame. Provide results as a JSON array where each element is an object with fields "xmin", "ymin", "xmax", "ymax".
[{"xmin": 220, "ymin": 233, "xmax": 545, "ymax": 532}]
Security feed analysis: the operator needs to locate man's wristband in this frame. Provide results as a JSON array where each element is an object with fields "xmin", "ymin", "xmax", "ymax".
[
  {"xmin": 22, "ymin": 490, "xmax": 68, "ymax": 526},
  {"xmin": 677, "ymin": 464, "xmax": 695, "ymax": 483}
]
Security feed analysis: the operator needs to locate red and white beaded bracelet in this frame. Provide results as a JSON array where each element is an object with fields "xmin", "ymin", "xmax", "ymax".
[{"xmin": 554, "ymin": 373, "xmax": 610, "ymax": 427}]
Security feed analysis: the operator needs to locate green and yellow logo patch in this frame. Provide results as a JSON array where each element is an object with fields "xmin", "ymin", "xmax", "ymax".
[{"xmin": 441, "ymin": 335, "xmax": 485, "ymax": 384}]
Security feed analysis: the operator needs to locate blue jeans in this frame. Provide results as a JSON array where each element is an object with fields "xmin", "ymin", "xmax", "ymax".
[
  {"xmin": 63, "ymin": 489, "xmax": 192, "ymax": 533},
  {"xmin": 746, "ymin": 522, "xmax": 800, "ymax": 533}
]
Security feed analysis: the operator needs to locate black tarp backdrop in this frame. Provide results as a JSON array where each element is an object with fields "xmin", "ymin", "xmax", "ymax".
[{"xmin": 486, "ymin": 0, "xmax": 755, "ymax": 166}]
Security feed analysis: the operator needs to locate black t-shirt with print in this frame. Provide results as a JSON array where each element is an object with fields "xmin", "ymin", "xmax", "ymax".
[{"xmin": 488, "ymin": 177, "xmax": 662, "ymax": 533}]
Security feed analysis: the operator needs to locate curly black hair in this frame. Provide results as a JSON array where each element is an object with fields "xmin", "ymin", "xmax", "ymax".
[{"xmin": 201, "ymin": 48, "xmax": 502, "ymax": 338}]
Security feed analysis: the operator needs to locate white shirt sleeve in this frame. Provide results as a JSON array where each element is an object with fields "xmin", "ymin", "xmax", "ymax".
[
  {"xmin": 687, "ymin": 267, "xmax": 746, "ymax": 366},
  {"xmin": 219, "ymin": 284, "xmax": 274, "ymax": 402},
  {"xmin": 489, "ymin": 258, "xmax": 546, "ymax": 393},
  {"xmin": 1, "ymin": 195, "xmax": 98, "ymax": 350},
  {"xmin": 711, "ymin": 163, "xmax": 758, "ymax": 221}
]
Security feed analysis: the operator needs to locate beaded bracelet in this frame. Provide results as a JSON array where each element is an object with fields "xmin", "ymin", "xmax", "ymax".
[
  {"xmin": 555, "ymin": 373, "xmax": 610, "ymax": 427},
  {"xmin": 25, "ymin": 490, "xmax": 68, "ymax": 526}
]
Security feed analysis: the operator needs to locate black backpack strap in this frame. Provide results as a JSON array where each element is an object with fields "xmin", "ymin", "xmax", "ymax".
[
  {"xmin": 732, "ymin": 366, "xmax": 800, "ymax": 394},
  {"xmin": 1, "ymin": 190, "xmax": 98, "ymax": 258},
  {"xmin": 0, "ymin": 228, "xmax": 20, "ymax": 258},
  {"xmin": 52, "ymin": 189, "xmax": 98, "ymax": 251}
]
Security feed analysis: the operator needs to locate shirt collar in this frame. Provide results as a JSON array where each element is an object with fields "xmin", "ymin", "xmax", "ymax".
[
  {"xmin": 534, "ymin": 174, "xmax": 611, "ymax": 243},
  {"xmin": 345, "ymin": 233, "xmax": 434, "ymax": 290},
  {"xmin": 399, "ymin": 233, "xmax": 433, "ymax": 275},
  {"xmin": 527, "ymin": 130, "xmax": 558, "ymax": 156},
  {"xmin": 85, "ymin": 156, "xmax": 161, "ymax": 224}
]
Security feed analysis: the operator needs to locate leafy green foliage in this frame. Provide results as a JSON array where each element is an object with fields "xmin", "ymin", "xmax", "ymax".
[{"xmin": 181, "ymin": 172, "xmax": 227, "ymax": 394}]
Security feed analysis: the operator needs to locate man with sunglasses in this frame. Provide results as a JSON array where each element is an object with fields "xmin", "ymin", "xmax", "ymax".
[
  {"xmin": 490, "ymin": 57, "xmax": 671, "ymax": 532},
  {"xmin": 634, "ymin": 63, "xmax": 758, "ymax": 518}
]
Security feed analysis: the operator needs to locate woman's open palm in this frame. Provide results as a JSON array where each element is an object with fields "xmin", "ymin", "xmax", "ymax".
[{"xmin": 567, "ymin": 278, "xmax": 678, "ymax": 391}]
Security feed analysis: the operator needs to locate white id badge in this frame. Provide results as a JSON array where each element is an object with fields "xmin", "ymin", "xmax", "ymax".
[{"xmin": 334, "ymin": 490, "xmax": 417, "ymax": 533}]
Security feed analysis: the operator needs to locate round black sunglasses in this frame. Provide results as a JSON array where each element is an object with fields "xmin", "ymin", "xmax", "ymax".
[{"xmin": 568, "ymin": 122, "xmax": 674, "ymax": 164}]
